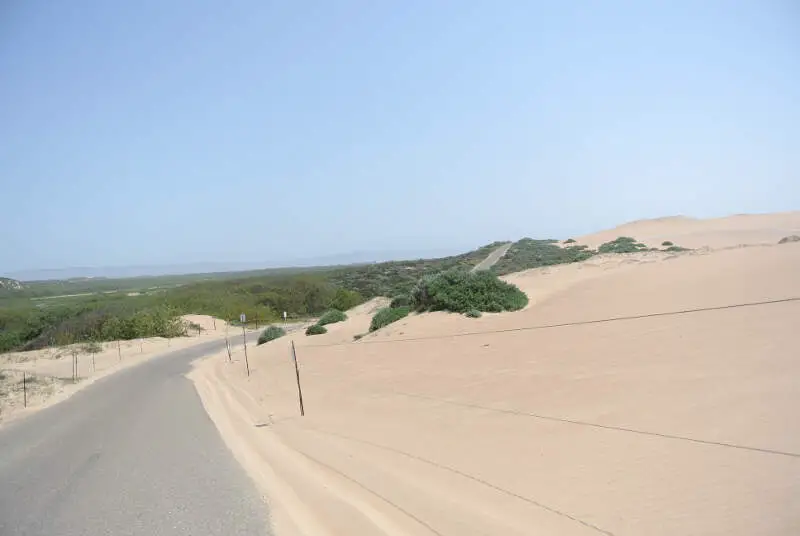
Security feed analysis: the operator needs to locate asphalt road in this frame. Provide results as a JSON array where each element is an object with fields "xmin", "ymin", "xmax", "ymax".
[
  {"xmin": 471, "ymin": 242, "xmax": 513, "ymax": 272},
  {"xmin": 0, "ymin": 334, "xmax": 271, "ymax": 536}
]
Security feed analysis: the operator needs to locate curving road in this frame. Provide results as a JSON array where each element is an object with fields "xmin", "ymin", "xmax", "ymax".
[{"xmin": 0, "ymin": 335, "xmax": 270, "ymax": 536}]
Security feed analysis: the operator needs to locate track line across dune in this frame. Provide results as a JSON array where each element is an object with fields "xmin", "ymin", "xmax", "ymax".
[
  {"xmin": 290, "ymin": 423, "xmax": 615, "ymax": 536},
  {"xmin": 304, "ymin": 296, "xmax": 800, "ymax": 348},
  {"xmin": 389, "ymin": 391, "xmax": 800, "ymax": 459}
]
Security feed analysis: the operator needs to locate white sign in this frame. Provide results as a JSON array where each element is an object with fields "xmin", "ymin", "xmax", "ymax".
[
  {"xmin": 240, "ymin": 313, "xmax": 246, "ymax": 323},
  {"xmin": 283, "ymin": 311, "xmax": 287, "ymax": 320}
]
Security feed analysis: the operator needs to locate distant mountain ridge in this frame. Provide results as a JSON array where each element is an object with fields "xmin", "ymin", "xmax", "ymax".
[{"xmin": 3, "ymin": 248, "xmax": 468, "ymax": 282}]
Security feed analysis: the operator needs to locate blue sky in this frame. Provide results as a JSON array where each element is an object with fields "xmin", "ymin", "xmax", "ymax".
[{"xmin": 1, "ymin": 1, "xmax": 798, "ymax": 276}]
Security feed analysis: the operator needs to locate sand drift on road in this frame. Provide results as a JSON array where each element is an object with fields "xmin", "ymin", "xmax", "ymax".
[{"xmin": 189, "ymin": 213, "xmax": 800, "ymax": 536}]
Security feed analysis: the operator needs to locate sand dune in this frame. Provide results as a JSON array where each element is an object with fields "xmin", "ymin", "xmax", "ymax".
[
  {"xmin": 189, "ymin": 213, "xmax": 800, "ymax": 536},
  {"xmin": 576, "ymin": 211, "xmax": 800, "ymax": 249}
]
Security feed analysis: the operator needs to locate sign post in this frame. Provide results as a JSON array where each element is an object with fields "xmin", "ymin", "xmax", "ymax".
[{"xmin": 283, "ymin": 311, "xmax": 287, "ymax": 323}]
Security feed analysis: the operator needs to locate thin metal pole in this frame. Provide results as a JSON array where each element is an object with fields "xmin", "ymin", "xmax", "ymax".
[
  {"xmin": 23, "ymin": 372, "xmax": 27, "ymax": 408},
  {"xmin": 118, "ymin": 340, "xmax": 121, "ymax": 361},
  {"xmin": 290, "ymin": 341, "xmax": 305, "ymax": 417},
  {"xmin": 242, "ymin": 326, "xmax": 250, "ymax": 376}
]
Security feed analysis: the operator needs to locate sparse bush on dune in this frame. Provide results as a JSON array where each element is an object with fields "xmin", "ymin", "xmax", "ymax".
[
  {"xmin": 258, "ymin": 325, "xmax": 286, "ymax": 345},
  {"xmin": 305, "ymin": 324, "xmax": 327, "ymax": 336},
  {"xmin": 389, "ymin": 295, "xmax": 411, "ymax": 308},
  {"xmin": 464, "ymin": 309, "xmax": 482, "ymax": 318},
  {"xmin": 370, "ymin": 306, "xmax": 411, "ymax": 332},
  {"xmin": 411, "ymin": 268, "xmax": 528, "ymax": 313},
  {"xmin": 661, "ymin": 241, "xmax": 674, "ymax": 246},
  {"xmin": 597, "ymin": 236, "xmax": 648, "ymax": 254},
  {"xmin": 664, "ymin": 245, "xmax": 690, "ymax": 252},
  {"xmin": 564, "ymin": 238, "xmax": 576, "ymax": 244},
  {"xmin": 317, "ymin": 309, "xmax": 347, "ymax": 326},
  {"xmin": 778, "ymin": 235, "xmax": 800, "ymax": 244}
]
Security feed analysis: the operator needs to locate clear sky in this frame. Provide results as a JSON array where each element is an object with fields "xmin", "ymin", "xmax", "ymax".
[{"xmin": 1, "ymin": 1, "xmax": 798, "ymax": 276}]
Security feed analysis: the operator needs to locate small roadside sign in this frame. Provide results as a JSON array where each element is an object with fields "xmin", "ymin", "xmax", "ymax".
[
  {"xmin": 283, "ymin": 311, "xmax": 287, "ymax": 321},
  {"xmin": 240, "ymin": 313, "xmax": 246, "ymax": 323}
]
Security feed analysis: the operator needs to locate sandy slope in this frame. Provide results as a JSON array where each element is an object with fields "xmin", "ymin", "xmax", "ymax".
[
  {"xmin": 190, "ymin": 214, "xmax": 800, "ymax": 535},
  {"xmin": 0, "ymin": 315, "xmax": 238, "ymax": 425},
  {"xmin": 575, "ymin": 211, "xmax": 800, "ymax": 249}
]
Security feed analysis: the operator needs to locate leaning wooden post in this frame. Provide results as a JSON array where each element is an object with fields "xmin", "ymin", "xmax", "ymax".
[{"xmin": 290, "ymin": 341, "xmax": 305, "ymax": 417}]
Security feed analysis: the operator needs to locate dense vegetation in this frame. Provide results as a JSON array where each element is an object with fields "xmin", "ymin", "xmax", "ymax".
[
  {"xmin": 1, "ymin": 237, "xmax": 691, "ymax": 353},
  {"xmin": 317, "ymin": 309, "xmax": 347, "ymax": 326},
  {"xmin": 389, "ymin": 295, "xmax": 411, "ymax": 308},
  {"xmin": 411, "ymin": 269, "xmax": 528, "ymax": 313},
  {"xmin": 257, "ymin": 326, "xmax": 286, "ymax": 345},
  {"xmin": 326, "ymin": 242, "xmax": 509, "ymax": 298},
  {"xmin": 492, "ymin": 236, "xmax": 689, "ymax": 275},
  {"xmin": 0, "ymin": 296, "xmax": 187, "ymax": 353},
  {"xmin": 492, "ymin": 239, "xmax": 595, "ymax": 275},
  {"xmin": 369, "ymin": 306, "xmax": 411, "ymax": 332}
]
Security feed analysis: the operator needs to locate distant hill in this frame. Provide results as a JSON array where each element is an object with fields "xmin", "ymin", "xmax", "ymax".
[
  {"xmin": 0, "ymin": 277, "xmax": 23, "ymax": 290},
  {"xmin": 4, "ymin": 248, "xmax": 469, "ymax": 282}
]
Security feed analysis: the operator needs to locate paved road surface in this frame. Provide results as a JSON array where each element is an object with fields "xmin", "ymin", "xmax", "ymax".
[
  {"xmin": 472, "ymin": 242, "xmax": 513, "ymax": 272},
  {"xmin": 0, "ymin": 334, "xmax": 270, "ymax": 536}
]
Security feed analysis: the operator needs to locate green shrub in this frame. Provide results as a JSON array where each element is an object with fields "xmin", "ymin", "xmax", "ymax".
[
  {"xmin": 564, "ymin": 238, "xmax": 576, "ymax": 244},
  {"xmin": 411, "ymin": 269, "xmax": 528, "ymax": 313},
  {"xmin": 661, "ymin": 241, "xmax": 673, "ymax": 246},
  {"xmin": 305, "ymin": 324, "xmax": 327, "ymax": 336},
  {"xmin": 464, "ymin": 309, "xmax": 482, "ymax": 318},
  {"xmin": 370, "ymin": 306, "xmax": 411, "ymax": 332},
  {"xmin": 258, "ymin": 325, "xmax": 286, "ymax": 345},
  {"xmin": 390, "ymin": 295, "xmax": 411, "ymax": 308},
  {"xmin": 330, "ymin": 288, "xmax": 363, "ymax": 311},
  {"xmin": 597, "ymin": 236, "xmax": 648, "ymax": 254},
  {"xmin": 664, "ymin": 245, "xmax": 690, "ymax": 252},
  {"xmin": 317, "ymin": 309, "xmax": 347, "ymax": 326},
  {"xmin": 353, "ymin": 333, "xmax": 366, "ymax": 341},
  {"xmin": 778, "ymin": 235, "xmax": 800, "ymax": 244},
  {"xmin": 81, "ymin": 341, "xmax": 103, "ymax": 354}
]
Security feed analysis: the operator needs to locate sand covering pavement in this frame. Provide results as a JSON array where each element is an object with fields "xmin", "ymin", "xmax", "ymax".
[
  {"xmin": 189, "ymin": 213, "xmax": 800, "ymax": 536},
  {"xmin": 0, "ymin": 315, "xmax": 241, "ymax": 425}
]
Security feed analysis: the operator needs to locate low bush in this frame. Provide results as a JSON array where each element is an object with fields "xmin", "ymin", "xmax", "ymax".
[
  {"xmin": 81, "ymin": 341, "xmax": 103, "ymax": 354},
  {"xmin": 389, "ymin": 295, "xmax": 411, "ymax": 308},
  {"xmin": 305, "ymin": 324, "xmax": 327, "ymax": 336},
  {"xmin": 597, "ymin": 236, "xmax": 648, "ymax": 254},
  {"xmin": 258, "ymin": 325, "xmax": 286, "ymax": 345},
  {"xmin": 661, "ymin": 241, "xmax": 673, "ymax": 246},
  {"xmin": 353, "ymin": 333, "xmax": 366, "ymax": 341},
  {"xmin": 564, "ymin": 238, "xmax": 576, "ymax": 244},
  {"xmin": 664, "ymin": 245, "xmax": 690, "ymax": 252},
  {"xmin": 464, "ymin": 309, "xmax": 482, "ymax": 318},
  {"xmin": 411, "ymin": 269, "xmax": 528, "ymax": 313},
  {"xmin": 317, "ymin": 309, "xmax": 347, "ymax": 326},
  {"xmin": 370, "ymin": 306, "xmax": 410, "ymax": 332},
  {"xmin": 778, "ymin": 235, "xmax": 800, "ymax": 244}
]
